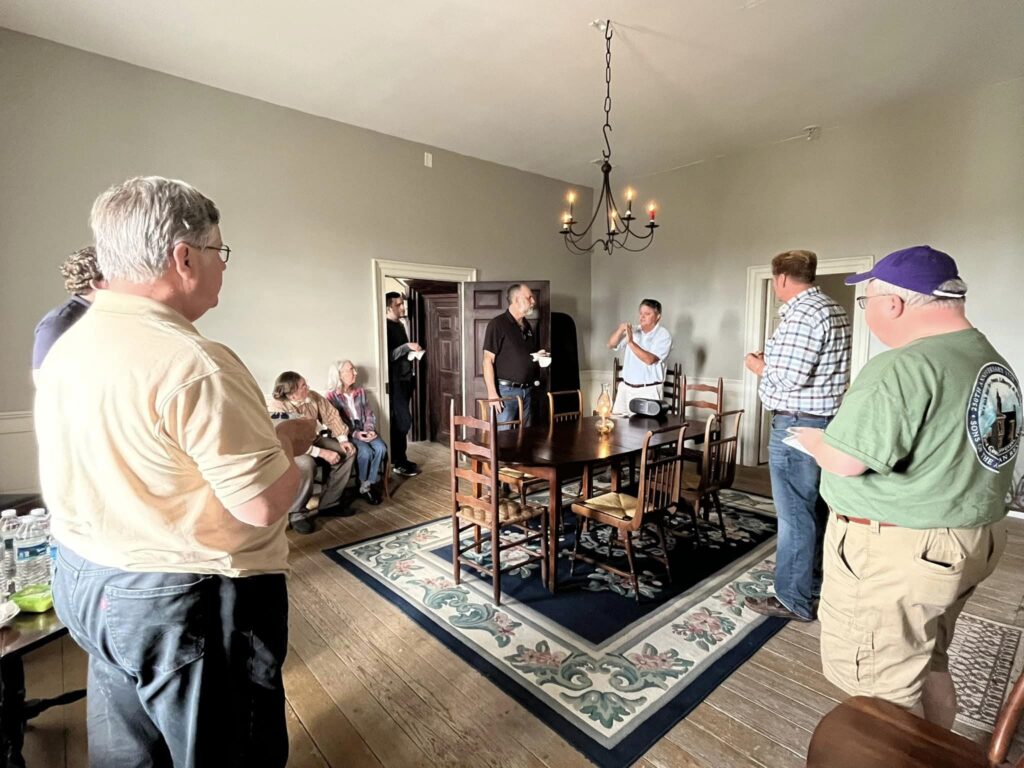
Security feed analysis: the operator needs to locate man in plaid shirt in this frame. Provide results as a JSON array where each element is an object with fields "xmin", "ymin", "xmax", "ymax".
[{"xmin": 744, "ymin": 250, "xmax": 851, "ymax": 621}]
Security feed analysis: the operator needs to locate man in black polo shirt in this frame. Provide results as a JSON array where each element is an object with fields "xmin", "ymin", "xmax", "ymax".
[{"xmin": 482, "ymin": 283, "xmax": 544, "ymax": 427}]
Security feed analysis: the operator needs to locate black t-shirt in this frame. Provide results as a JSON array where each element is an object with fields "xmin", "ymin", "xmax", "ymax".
[{"xmin": 483, "ymin": 310, "xmax": 539, "ymax": 384}]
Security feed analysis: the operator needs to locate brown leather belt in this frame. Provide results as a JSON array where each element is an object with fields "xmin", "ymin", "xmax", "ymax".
[{"xmin": 835, "ymin": 513, "xmax": 897, "ymax": 528}]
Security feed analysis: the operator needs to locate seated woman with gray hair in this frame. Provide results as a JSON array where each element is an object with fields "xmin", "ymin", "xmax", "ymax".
[{"xmin": 326, "ymin": 360, "xmax": 388, "ymax": 505}]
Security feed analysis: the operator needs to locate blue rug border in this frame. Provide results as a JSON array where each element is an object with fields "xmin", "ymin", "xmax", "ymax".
[{"xmin": 322, "ymin": 516, "xmax": 788, "ymax": 768}]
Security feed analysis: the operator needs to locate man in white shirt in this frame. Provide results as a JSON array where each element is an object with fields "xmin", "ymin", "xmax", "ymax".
[{"xmin": 607, "ymin": 299, "xmax": 673, "ymax": 415}]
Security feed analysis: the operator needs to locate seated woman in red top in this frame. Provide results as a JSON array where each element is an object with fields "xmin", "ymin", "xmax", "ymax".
[{"xmin": 326, "ymin": 360, "xmax": 388, "ymax": 505}]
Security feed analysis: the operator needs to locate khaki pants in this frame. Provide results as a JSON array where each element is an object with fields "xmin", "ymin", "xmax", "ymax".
[{"xmin": 819, "ymin": 514, "xmax": 1007, "ymax": 709}]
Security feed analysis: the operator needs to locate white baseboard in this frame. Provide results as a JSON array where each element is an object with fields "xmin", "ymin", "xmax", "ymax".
[
  {"xmin": 1009, "ymin": 510, "xmax": 1024, "ymax": 521},
  {"xmin": 0, "ymin": 411, "xmax": 38, "ymax": 494}
]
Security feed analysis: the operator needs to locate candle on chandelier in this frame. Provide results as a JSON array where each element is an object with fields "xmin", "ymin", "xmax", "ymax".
[
  {"xmin": 609, "ymin": 211, "xmax": 617, "ymax": 234},
  {"xmin": 625, "ymin": 188, "xmax": 634, "ymax": 216},
  {"xmin": 648, "ymin": 203, "xmax": 657, "ymax": 221},
  {"xmin": 561, "ymin": 214, "xmax": 571, "ymax": 231},
  {"xmin": 567, "ymin": 191, "xmax": 576, "ymax": 218}
]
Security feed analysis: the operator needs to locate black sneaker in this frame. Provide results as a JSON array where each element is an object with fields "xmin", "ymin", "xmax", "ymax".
[
  {"xmin": 393, "ymin": 464, "xmax": 421, "ymax": 477},
  {"xmin": 291, "ymin": 517, "xmax": 316, "ymax": 535},
  {"xmin": 360, "ymin": 488, "xmax": 382, "ymax": 506}
]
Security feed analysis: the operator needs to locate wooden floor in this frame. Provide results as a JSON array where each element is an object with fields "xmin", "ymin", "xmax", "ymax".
[{"xmin": 24, "ymin": 442, "xmax": 1024, "ymax": 767}]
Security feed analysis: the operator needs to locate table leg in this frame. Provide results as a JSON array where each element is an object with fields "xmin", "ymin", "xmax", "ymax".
[
  {"xmin": 610, "ymin": 460, "xmax": 621, "ymax": 492},
  {"xmin": 0, "ymin": 655, "xmax": 27, "ymax": 768},
  {"xmin": 546, "ymin": 467, "xmax": 561, "ymax": 592}
]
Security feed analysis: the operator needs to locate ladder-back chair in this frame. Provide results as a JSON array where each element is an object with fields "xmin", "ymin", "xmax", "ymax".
[
  {"xmin": 569, "ymin": 424, "xmax": 687, "ymax": 601},
  {"xmin": 476, "ymin": 397, "xmax": 546, "ymax": 504},
  {"xmin": 450, "ymin": 404, "xmax": 548, "ymax": 605},
  {"xmin": 547, "ymin": 389, "xmax": 583, "ymax": 425},
  {"xmin": 678, "ymin": 410, "xmax": 743, "ymax": 541}
]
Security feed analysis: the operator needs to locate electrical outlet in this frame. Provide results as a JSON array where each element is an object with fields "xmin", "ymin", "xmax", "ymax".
[{"xmin": 424, "ymin": 152, "xmax": 433, "ymax": 168}]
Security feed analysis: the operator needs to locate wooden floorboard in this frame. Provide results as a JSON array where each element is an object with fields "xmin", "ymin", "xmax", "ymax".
[{"xmin": 20, "ymin": 442, "xmax": 1024, "ymax": 766}]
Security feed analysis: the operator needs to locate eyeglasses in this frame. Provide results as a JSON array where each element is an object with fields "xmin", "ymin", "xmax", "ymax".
[
  {"xmin": 201, "ymin": 244, "xmax": 232, "ymax": 264},
  {"xmin": 182, "ymin": 243, "xmax": 232, "ymax": 264},
  {"xmin": 856, "ymin": 293, "xmax": 900, "ymax": 309}
]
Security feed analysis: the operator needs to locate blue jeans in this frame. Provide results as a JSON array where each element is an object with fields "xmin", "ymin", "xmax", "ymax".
[
  {"xmin": 768, "ymin": 413, "xmax": 831, "ymax": 620},
  {"xmin": 353, "ymin": 435, "xmax": 387, "ymax": 485},
  {"xmin": 53, "ymin": 545, "xmax": 289, "ymax": 768},
  {"xmin": 496, "ymin": 384, "xmax": 533, "ymax": 428}
]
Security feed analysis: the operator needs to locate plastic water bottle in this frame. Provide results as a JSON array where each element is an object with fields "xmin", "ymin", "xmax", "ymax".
[
  {"xmin": 30, "ymin": 508, "xmax": 56, "ymax": 585},
  {"xmin": 14, "ymin": 513, "xmax": 50, "ymax": 592},
  {"xmin": 0, "ymin": 510, "xmax": 18, "ymax": 599}
]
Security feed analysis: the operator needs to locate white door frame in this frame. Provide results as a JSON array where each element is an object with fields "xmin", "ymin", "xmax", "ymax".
[
  {"xmin": 371, "ymin": 259, "xmax": 478, "ymax": 445},
  {"xmin": 740, "ymin": 255, "xmax": 875, "ymax": 465}
]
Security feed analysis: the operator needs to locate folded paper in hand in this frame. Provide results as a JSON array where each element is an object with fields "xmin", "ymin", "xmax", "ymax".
[{"xmin": 782, "ymin": 433, "xmax": 814, "ymax": 456}]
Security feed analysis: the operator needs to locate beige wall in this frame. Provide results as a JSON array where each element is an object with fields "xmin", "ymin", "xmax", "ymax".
[
  {"xmin": 589, "ymin": 78, "xmax": 1024, "ymax": 380},
  {"xmin": 0, "ymin": 29, "xmax": 594, "ymax": 419}
]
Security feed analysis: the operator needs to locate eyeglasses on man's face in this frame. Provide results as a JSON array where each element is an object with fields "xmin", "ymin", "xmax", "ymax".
[
  {"xmin": 182, "ymin": 242, "xmax": 232, "ymax": 264},
  {"xmin": 856, "ymin": 293, "xmax": 901, "ymax": 309}
]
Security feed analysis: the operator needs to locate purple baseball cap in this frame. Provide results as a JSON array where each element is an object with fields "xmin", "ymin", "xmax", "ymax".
[{"xmin": 844, "ymin": 245, "xmax": 965, "ymax": 297}]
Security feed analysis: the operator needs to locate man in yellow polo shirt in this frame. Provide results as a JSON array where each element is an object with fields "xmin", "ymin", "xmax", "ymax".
[
  {"xmin": 35, "ymin": 176, "xmax": 315, "ymax": 767},
  {"xmin": 794, "ymin": 246, "xmax": 1020, "ymax": 727}
]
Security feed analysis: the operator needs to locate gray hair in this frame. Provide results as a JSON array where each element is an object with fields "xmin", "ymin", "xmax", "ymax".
[
  {"xmin": 506, "ymin": 283, "xmax": 525, "ymax": 304},
  {"xmin": 89, "ymin": 176, "xmax": 221, "ymax": 283},
  {"xmin": 326, "ymin": 359, "xmax": 355, "ymax": 391},
  {"xmin": 871, "ymin": 277, "xmax": 968, "ymax": 308}
]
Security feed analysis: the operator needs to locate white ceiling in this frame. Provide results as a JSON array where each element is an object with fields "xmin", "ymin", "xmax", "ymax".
[{"xmin": 3, "ymin": 1, "xmax": 1023, "ymax": 185}]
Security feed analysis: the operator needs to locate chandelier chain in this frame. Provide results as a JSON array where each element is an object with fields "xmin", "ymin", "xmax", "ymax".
[{"xmin": 602, "ymin": 21, "xmax": 613, "ymax": 161}]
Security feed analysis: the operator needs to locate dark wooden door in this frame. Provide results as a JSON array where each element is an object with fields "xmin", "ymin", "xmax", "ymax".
[
  {"xmin": 462, "ymin": 281, "xmax": 551, "ymax": 420},
  {"xmin": 423, "ymin": 293, "xmax": 461, "ymax": 443}
]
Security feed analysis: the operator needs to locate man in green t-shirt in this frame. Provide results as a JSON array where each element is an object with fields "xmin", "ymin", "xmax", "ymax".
[{"xmin": 793, "ymin": 245, "xmax": 1020, "ymax": 727}]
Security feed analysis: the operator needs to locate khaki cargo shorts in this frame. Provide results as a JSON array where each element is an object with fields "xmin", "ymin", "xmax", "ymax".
[{"xmin": 818, "ymin": 514, "xmax": 1007, "ymax": 709}]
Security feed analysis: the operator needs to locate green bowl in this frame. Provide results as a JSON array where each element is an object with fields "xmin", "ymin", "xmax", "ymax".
[{"xmin": 11, "ymin": 585, "xmax": 53, "ymax": 613}]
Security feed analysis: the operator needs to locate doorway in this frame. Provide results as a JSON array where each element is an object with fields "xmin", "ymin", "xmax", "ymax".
[
  {"xmin": 406, "ymin": 279, "xmax": 461, "ymax": 444},
  {"xmin": 740, "ymin": 255, "xmax": 874, "ymax": 466},
  {"xmin": 371, "ymin": 260, "xmax": 478, "ymax": 456}
]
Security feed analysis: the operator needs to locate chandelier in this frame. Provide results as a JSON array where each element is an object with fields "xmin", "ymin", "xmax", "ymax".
[{"xmin": 560, "ymin": 19, "xmax": 659, "ymax": 255}]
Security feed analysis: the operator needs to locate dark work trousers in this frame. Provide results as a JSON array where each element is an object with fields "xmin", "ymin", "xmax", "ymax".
[
  {"xmin": 389, "ymin": 379, "xmax": 413, "ymax": 467},
  {"xmin": 53, "ymin": 545, "xmax": 289, "ymax": 768}
]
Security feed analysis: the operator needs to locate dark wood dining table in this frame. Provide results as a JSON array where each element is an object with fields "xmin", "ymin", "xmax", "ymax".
[{"xmin": 495, "ymin": 414, "xmax": 705, "ymax": 591}]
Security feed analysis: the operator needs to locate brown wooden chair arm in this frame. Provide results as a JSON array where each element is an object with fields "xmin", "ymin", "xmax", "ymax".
[{"xmin": 989, "ymin": 671, "xmax": 1024, "ymax": 766}]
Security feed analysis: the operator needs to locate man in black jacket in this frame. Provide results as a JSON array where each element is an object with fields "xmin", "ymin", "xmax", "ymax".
[{"xmin": 385, "ymin": 292, "xmax": 422, "ymax": 477}]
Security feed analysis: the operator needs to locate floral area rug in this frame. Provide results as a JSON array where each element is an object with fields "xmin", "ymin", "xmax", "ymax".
[{"xmin": 324, "ymin": 489, "xmax": 787, "ymax": 767}]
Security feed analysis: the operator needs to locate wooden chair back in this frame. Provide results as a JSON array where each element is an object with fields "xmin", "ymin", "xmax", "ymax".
[
  {"xmin": 547, "ymin": 389, "xmax": 583, "ymax": 426},
  {"xmin": 663, "ymin": 363, "xmax": 683, "ymax": 415},
  {"xmin": 612, "ymin": 357, "xmax": 624, "ymax": 402},
  {"xmin": 450, "ymin": 404, "xmax": 499, "ymax": 516},
  {"xmin": 696, "ymin": 410, "xmax": 743, "ymax": 491},
  {"xmin": 682, "ymin": 375, "xmax": 724, "ymax": 417},
  {"xmin": 628, "ymin": 424, "xmax": 688, "ymax": 532},
  {"xmin": 990, "ymin": 669, "xmax": 1024, "ymax": 766},
  {"xmin": 614, "ymin": 358, "xmax": 682, "ymax": 414},
  {"xmin": 807, "ymin": 675, "xmax": 1024, "ymax": 767},
  {"xmin": 477, "ymin": 396, "xmax": 525, "ymax": 430}
]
